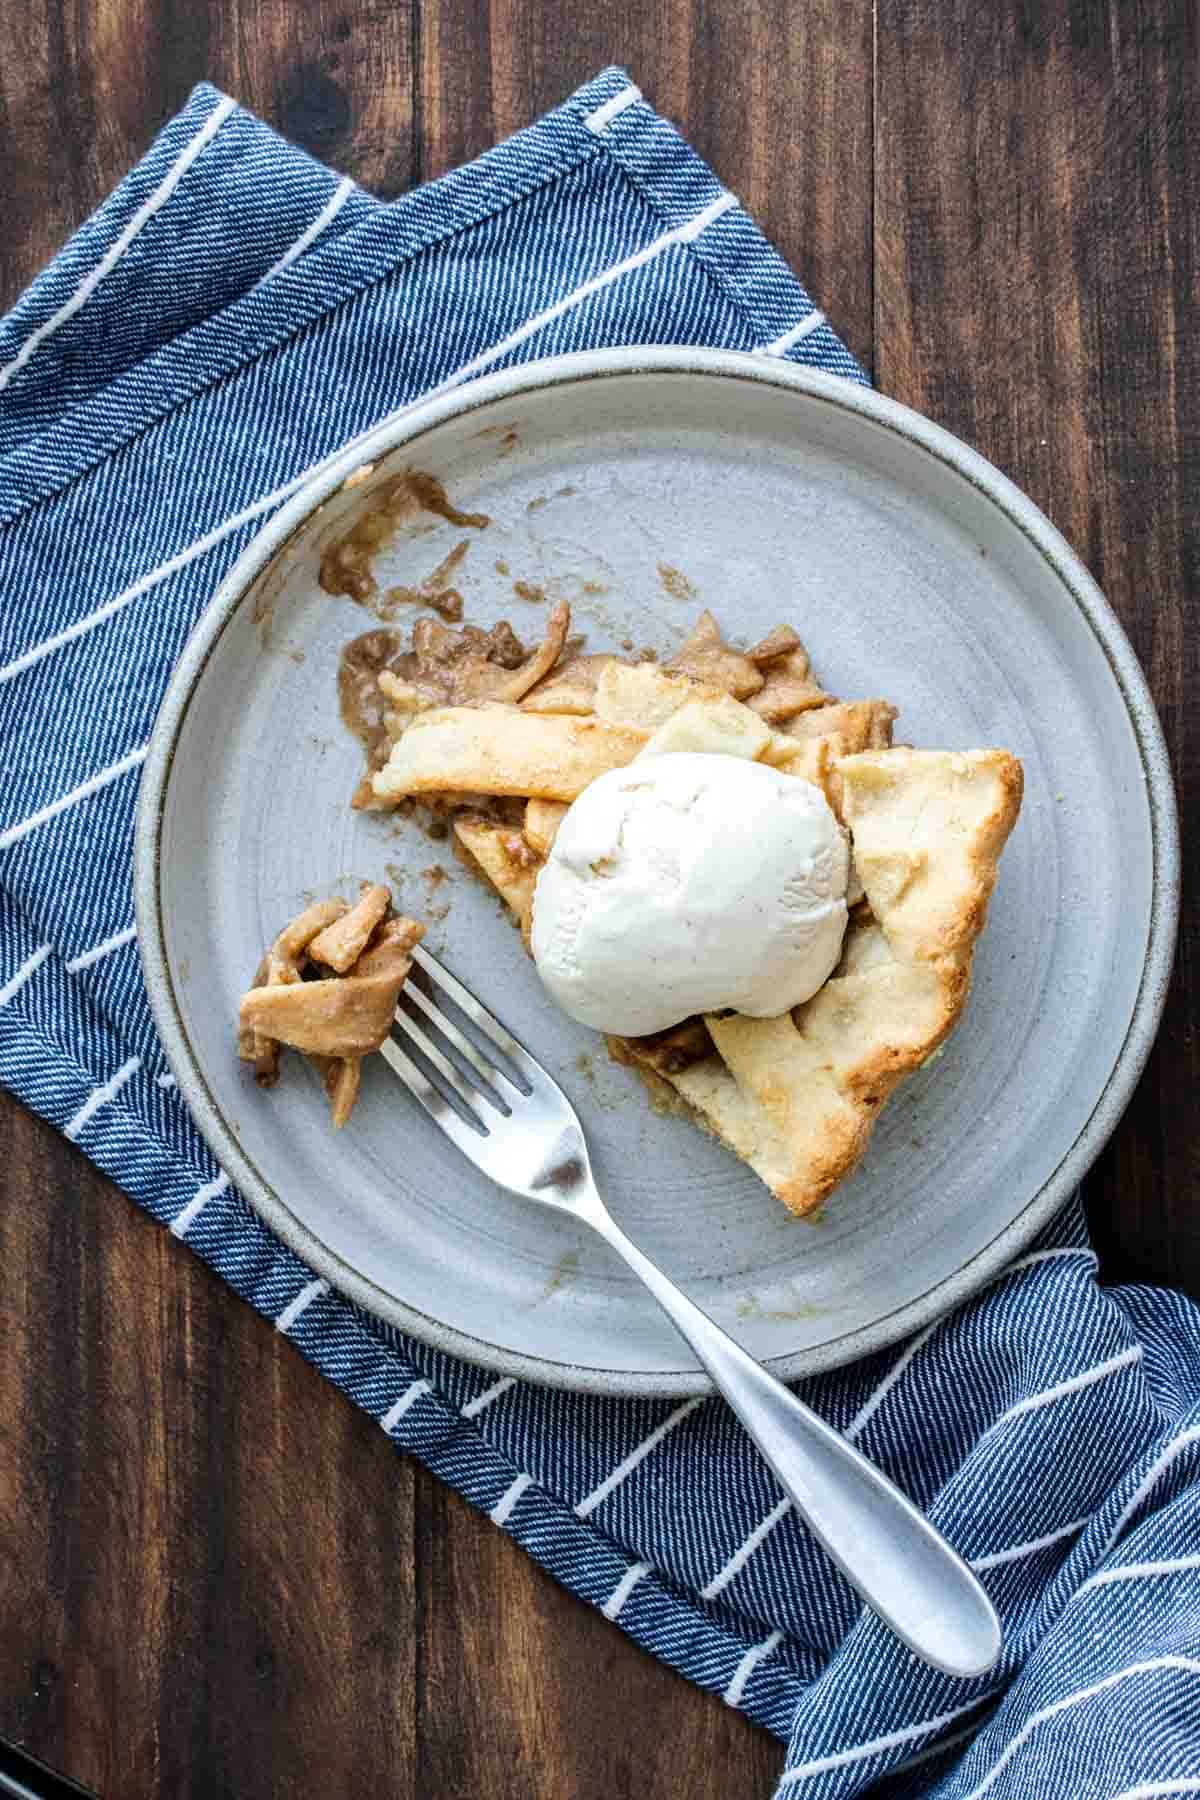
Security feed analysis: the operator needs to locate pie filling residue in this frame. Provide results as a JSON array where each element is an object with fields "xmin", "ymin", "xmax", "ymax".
[{"xmin": 318, "ymin": 469, "xmax": 492, "ymax": 625}]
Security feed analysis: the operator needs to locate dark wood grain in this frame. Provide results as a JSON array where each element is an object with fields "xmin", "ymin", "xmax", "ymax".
[
  {"xmin": 0, "ymin": 1104, "xmax": 418, "ymax": 1799},
  {"xmin": 1, "ymin": 1, "xmax": 1196, "ymax": 1796},
  {"xmin": 875, "ymin": 0, "xmax": 1200, "ymax": 1293}
]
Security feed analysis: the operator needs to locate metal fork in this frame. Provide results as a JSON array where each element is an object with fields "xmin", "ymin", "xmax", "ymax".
[{"xmin": 382, "ymin": 944, "xmax": 1002, "ymax": 1678}]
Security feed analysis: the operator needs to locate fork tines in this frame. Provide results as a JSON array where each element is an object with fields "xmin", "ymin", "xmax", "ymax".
[{"xmin": 383, "ymin": 946, "xmax": 532, "ymax": 1136}]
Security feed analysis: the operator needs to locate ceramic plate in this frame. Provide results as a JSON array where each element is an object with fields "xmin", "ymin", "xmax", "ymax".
[{"xmin": 135, "ymin": 350, "xmax": 1178, "ymax": 1394}]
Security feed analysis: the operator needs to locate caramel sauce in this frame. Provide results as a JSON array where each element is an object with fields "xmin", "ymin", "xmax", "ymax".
[
  {"xmin": 383, "ymin": 586, "xmax": 464, "ymax": 623},
  {"xmin": 621, "ymin": 1016, "xmax": 714, "ymax": 1074},
  {"xmin": 318, "ymin": 470, "xmax": 490, "ymax": 606},
  {"xmin": 337, "ymin": 628, "xmax": 404, "ymax": 772},
  {"xmin": 405, "ymin": 470, "xmax": 491, "ymax": 531},
  {"xmin": 381, "ymin": 537, "xmax": 471, "ymax": 623}
]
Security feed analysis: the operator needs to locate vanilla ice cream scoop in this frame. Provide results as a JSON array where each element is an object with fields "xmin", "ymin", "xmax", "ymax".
[{"xmin": 530, "ymin": 752, "xmax": 849, "ymax": 1037}]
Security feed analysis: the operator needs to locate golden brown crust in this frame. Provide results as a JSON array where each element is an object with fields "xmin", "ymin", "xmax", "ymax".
[
  {"xmin": 641, "ymin": 694, "xmax": 773, "ymax": 761},
  {"xmin": 783, "ymin": 700, "xmax": 898, "ymax": 753},
  {"xmin": 308, "ymin": 883, "xmax": 391, "ymax": 973},
  {"xmin": 523, "ymin": 798, "xmax": 568, "ymax": 857},
  {"xmin": 520, "ymin": 653, "xmax": 619, "ymax": 716},
  {"xmin": 592, "ymin": 660, "xmax": 726, "ymax": 728},
  {"xmin": 663, "ymin": 609, "xmax": 766, "ymax": 699},
  {"xmin": 839, "ymin": 748, "xmax": 1025, "ymax": 964},
  {"xmin": 744, "ymin": 650, "xmax": 828, "ymax": 722},
  {"xmin": 372, "ymin": 707, "xmax": 647, "ymax": 803},
  {"xmin": 699, "ymin": 1013, "xmax": 872, "ymax": 1210}
]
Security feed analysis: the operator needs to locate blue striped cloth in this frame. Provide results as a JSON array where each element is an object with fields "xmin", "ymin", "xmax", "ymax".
[{"xmin": 2, "ymin": 69, "xmax": 1198, "ymax": 1797}]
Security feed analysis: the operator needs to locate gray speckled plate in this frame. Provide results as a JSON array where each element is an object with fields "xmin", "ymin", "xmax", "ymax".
[{"xmin": 134, "ymin": 349, "xmax": 1178, "ymax": 1395}]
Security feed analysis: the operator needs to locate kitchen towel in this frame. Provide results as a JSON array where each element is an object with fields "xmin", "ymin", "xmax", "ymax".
[{"xmin": 2, "ymin": 70, "xmax": 1198, "ymax": 1798}]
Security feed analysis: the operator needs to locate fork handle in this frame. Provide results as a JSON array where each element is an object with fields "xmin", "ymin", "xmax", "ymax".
[{"xmin": 590, "ymin": 1210, "xmax": 1001, "ymax": 1678}]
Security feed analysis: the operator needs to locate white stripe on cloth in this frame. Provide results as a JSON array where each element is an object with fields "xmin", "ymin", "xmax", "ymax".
[
  {"xmin": 461, "ymin": 1375, "xmax": 516, "ymax": 1419},
  {"xmin": 0, "ymin": 189, "xmax": 738, "ymax": 689},
  {"xmin": 845, "ymin": 1315, "xmax": 944, "ymax": 1442},
  {"xmin": 959, "ymin": 1659, "xmax": 1200, "ymax": 1800},
  {"xmin": 759, "ymin": 310, "xmax": 827, "ymax": 356},
  {"xmin": 891, "ymin": 1721, "xmax": 990, "ymax": 1779},
  {"xmin": 276, "ymin": 1277, "xmax": 328, "ymax": 1334},
  {"xmin": 1078, "ymin": 1552, "xmax": 1200, "ymax": 1594},
  {"xmin": 489, "ymin": 1472, "xmax": 532, "ymax": 1526},
  {"xmin": 156, "ymin": 1072, "xmax": 177, "ymax": 1089},
  {"xmin": 847, "ymin": 1247, "xmax": 1100, "ymax": 1444},
  {"xmin": 436, "ymin": 192, "xmax": 738, "ymax": 397},
  {"xmin": 602, "ymin": 1561, "xmax": 651, "ymax": 1622},
  {"xmin": 170, "ymin": 1170, "xmax": 230, "ymax": 1239},
  {"xmin": 584, "ymin": 85, "xmax": 643, "ymax": 132},
  {"xmin": 703, "ymin": 1496, "xmax": 791, "ymax": 1600},
  {"xmin": 724, "ymin": 1629, "xmax": 782, "ymax": 1708},
  {"xmin": 256, "ymin": 175, "xmax": 356, "ymax": 287},
  {"xmin": 701, "ymin": 1245, "xmax": 1102, "ymax": 1601},
  {"xmin": 707, "ymin": 1496, "xmax": 1089, "ymax": 1605},
  {"xmin": 778, "ymin": 1694, "xmax": 1002, "ymax": 1786},
  {"xmin": 0, "ymin": 95, "xmax": 237, "ymax": 394},
  {"xmin": 0, "ymin": 744, "xmax": 148, "ymax": 851},
  {"xmin": 64, "ymin": 1056, "xmax": 141, "ymax": 1140},
  {"xmin": 998, "ymin": 1344, "xmax": 1142, "ymax": 1425},
  {"xmin": 64, "ymin": 923, "xmax": 137, "ymax": 973},
  {"xmin": 0, "ymin": 942, "xmax": 51, "ymax": 1006},
  {"xmin": 1113, "ymin": 1782, "xmax": 1200, "ymax": 1799},
  {"xmin": 971, "ymin": 1517, "xmax": 1090, "ymax": 1572},
  {"xmin": 574, "ymin": 1397, "xmax": 705, "ymax": 1518},
  {"xmin": 1106, "ymin": 1425, "xmax": 1200, "ymax": 1552},
  {"xmin": 0, "ymin": 479, "xmax": 317, "ymax": 687},
  {"xmin": 381, "ymin": 1379, "xmax": 431, "ymax": 1434}
]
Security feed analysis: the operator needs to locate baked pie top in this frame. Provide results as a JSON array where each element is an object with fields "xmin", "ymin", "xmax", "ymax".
[{"xmin": 340, "ymin": 607, "xmax": 1022, "ymax": 1213}]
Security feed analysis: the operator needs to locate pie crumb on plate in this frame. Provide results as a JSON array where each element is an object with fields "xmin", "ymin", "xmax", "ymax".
[{"xmin": 238, "ymin": 884, "xmax": 424, "ymax": 1128}]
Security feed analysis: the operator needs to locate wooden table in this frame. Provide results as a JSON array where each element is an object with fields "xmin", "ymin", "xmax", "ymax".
[{"xmin": 1, "ymin": 4, "xmax": 1195, "ymax": 1795}]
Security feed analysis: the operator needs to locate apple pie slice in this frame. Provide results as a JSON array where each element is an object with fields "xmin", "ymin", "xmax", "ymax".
[{"xmin": 344, "ymin": 607, "xmax": 1022, "ymax": 1212}]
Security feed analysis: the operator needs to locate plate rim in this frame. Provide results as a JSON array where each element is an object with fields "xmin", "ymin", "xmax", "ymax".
[{"xmin": 134, "ymin": 346, "xmax": 1180, "ymax": 1395}]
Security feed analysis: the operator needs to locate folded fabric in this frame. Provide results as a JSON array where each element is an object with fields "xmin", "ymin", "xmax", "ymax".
[{"xmin": 1, "ymin": 69, "xmax": 1198, "ymax": 1798}]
